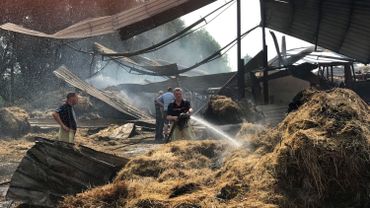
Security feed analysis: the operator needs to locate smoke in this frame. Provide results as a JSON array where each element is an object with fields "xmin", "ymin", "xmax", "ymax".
[{"xmin": 119, "ymin": 19, "xmax": 231, "ymax": 75}]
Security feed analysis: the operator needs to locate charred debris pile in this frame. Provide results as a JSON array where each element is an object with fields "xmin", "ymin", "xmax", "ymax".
[{"xmin": 60, "ymin": 88, "xmax": 370, "ymax": 208}]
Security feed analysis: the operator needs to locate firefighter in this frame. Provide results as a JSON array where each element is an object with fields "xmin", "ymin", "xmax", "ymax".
[{"xmin": 166, "ymin": 88, "xmax": 194, "ymax": 140}]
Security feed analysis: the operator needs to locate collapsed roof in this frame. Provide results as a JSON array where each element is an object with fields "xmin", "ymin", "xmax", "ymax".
[
  {"xmin": 54, "ymin": 66, "xmax": 152, "ymax": 120},
  {"xmin": 265, "ymin": 0, "xmax": 370, "ymax": 63},
  {"xmin": 0, "ymin": 0, "xmax": 216, "ymax": 39}
]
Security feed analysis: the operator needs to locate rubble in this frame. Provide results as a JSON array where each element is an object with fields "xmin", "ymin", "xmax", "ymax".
[{"xmin": 91, "ymin": 123, "xmax": 137, "ymax": 141}]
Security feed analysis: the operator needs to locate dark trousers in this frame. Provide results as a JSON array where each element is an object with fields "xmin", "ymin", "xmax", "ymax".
[{"xmin": 155, "ymin": 107, "xmax": 164, "ymax": 141}]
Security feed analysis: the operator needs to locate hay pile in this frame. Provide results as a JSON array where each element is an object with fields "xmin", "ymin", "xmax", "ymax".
[
  {"xmin": 0, "ymin": 107, "xmax": 30, "ymax": 137},
  {"xmin": 287, "ymin": 88, "xmax": 318, "ymax": 113},
  {"xmin": 60, "ymin": 89, "xmax": 370, "ymax": 208},
  {"xmin": 204, "ymin": 96, "xmax": 243, "ymax": 125},
  {"xmin": 203, "ymin": 96, "xmax": 263, "ymax": 125}
]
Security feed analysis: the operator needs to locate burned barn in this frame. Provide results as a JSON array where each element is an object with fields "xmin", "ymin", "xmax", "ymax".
[{"xmin": 0, "ymin": 0, "xmax": 368, "ymax": 207}]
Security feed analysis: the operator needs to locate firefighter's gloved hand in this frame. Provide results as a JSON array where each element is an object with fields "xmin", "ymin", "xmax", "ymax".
[
  {"xmin": 177, "ymin": 113, "xmax": 190, "ymax": 130},
  {"xmin": 179, "ymin": 113, "xmax": 190, "ymax": 120}
]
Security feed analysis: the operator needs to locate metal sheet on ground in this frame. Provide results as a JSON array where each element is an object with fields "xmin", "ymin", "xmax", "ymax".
[{"xmin": 6, "ymin": 138, "xmax": 129, "ymax": 207}]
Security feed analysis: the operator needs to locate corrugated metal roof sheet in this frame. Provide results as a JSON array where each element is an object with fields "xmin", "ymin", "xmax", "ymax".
[
  {"xmin": 54, "ymin": 66, "xmax": 152, "ymax": 120},
  {"xmin": 0, "ymin": 0, "xmax": 215, "ymax": 39},
  {"xmin": 265, "ymin": 0, "xmax": 370, "ymax": 63},
  {"xmin": 0, "ymin": 0, "xmax": 139, "ymax": 33},
  {"xmin": 6, "ymin": 138, "xmax": 129, "ymax": 207}
]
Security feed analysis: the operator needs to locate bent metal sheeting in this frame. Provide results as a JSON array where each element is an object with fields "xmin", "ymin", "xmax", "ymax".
[
  {"xmin": 264, "ymin": 0, "xmax": 370, "ymax": 63},
  {"xmin": 54, "ymin": 66, "xmax": 152, "ymax": 120},
  {"xmin": 6, "ymin": 138, "xmax": 129, "ymax": 207},
  {"xmin": 0, "ymin": 0, "xmax": 215, "ymax": 39}
]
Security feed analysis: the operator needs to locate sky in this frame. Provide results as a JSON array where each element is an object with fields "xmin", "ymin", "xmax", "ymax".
[{"xmin": 181, "ymin": 0, "xmax": 312, "ymax": 71}]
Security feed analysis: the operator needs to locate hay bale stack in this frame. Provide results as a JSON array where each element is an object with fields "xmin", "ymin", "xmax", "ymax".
[
  {"xmin": 60, "ymin": 89, "xmax": 370, "ymax": 208},
  {"xmin": 204, "ymin": 96, "xmax": 264, "ymax": 125},
  {"xmin": 0, "ymin": 107, "xmax": 30, "ymax": 137},
  {"xmin": 204, "ymin": 96, "xmax": 243, "ymax": 125}
]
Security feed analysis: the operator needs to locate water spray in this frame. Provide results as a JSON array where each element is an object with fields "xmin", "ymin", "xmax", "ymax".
[{"xmin": 191, "ymin": 115, "xmax": 241, "ymax": 147}]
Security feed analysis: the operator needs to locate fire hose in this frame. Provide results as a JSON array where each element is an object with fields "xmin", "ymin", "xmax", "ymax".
[{"xmin": 164, "ymin": 113, "xmax": 190, "ymax": 143}]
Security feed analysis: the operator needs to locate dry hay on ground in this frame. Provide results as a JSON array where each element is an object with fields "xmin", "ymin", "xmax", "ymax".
[
  {"xmin": 60, "ymin": 88, "xmax": 370, "ymax": 208},
  {"xmin": 0, "ymin": 107, "xmax": 30, "ymax": 137}
]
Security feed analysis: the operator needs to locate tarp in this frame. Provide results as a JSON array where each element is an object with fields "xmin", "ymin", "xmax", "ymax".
[
  {"xmin": 6, "ymin": 138, "xmax": 129, "ymax": 207},
  {"xmin": 0, "ymin": 0, "xmax": 215, "ymax": 39}
]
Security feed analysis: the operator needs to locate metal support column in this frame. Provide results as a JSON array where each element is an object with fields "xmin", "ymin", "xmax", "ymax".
[
  {"xmin": 237, "ymin": 0, "xmax": 245, "ymax": 99},
  {"xmin": 260, "ymin": 0, "xmax": 269, "ymax": 104}
]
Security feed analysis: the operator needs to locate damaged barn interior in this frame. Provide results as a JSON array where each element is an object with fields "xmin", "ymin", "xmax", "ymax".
[{"xmin": 0, "ymin": 0, "xmax": 369, "ymax": 207}]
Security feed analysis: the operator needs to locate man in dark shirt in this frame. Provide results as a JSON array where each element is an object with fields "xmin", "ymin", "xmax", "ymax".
[
  {"xmin": 52, "ymin": 93, "xmax": 79, "ymax": 143},
  {"xmin": 166, "ymin": 88, "xmax": 194, "ymax": 140}
]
